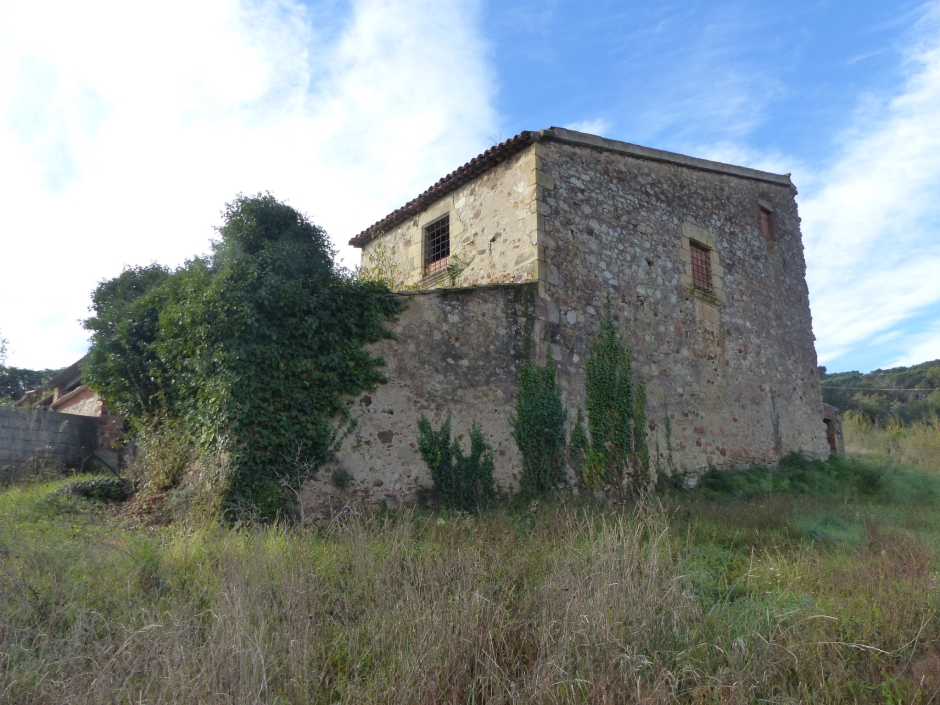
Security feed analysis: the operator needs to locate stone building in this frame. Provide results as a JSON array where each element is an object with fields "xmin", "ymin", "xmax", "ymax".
[{"xmin": 307, "ymin": 127, "xmax": 830, "ymax": 506}]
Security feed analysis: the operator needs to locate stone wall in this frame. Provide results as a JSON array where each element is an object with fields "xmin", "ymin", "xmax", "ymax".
[
  {"xmin": 303, "ymin": 283, "xmax": 539, "ymax": 509},
  {"xmin": 347, "ymin": 129, "xmax": 830, "ymax": 497},
  {"xmin": 362, "ymin": 146, "xmax": 541, "ymax": 288},
  {"xmin": 537, "ymin": 136, "xmax": 829, "ymax": 470},
  {"xmin": 0, "ymin": 407, "xmax": 100, "ymax": 482}
]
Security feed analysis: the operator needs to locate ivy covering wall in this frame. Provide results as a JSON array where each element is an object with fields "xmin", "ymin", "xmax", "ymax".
[{"xmin": 83, "ymin": 194, "xmax": 404, "ymax": 520}]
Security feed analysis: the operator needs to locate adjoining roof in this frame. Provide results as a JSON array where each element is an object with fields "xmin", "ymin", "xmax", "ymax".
[
  {"xmin": 13, "ymin": 356, "xmax": 86, "ymax": 408},
  {"xmin": 350, "ymin": 127, "xmax": 795, "ymax": 249}
]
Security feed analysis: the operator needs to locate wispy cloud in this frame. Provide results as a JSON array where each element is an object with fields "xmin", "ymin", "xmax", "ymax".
[
  {"xmin": 562, "ymin": 118, "xmax": 613, "ymax": 136},
  {"xmin": 890, "ymin": 319, "xmax": 940, "ymax": 367},
  {"xmin": 0, "ymin": 0, "xmax": 496, "ymax": 368},
  {"xmin": 800, "ymin": 2, "xmax": 940, "ymax": 368},
  {"xmin": 627, "ymin": 3, "xmax": 787, "ymax": 145}
]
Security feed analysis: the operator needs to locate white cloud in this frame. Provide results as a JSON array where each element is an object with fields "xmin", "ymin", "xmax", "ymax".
[
  {"xmin": 800, "ymin": 2, "xmax": 940, "ymax": 368},
  {"xmin": 0, "ymin": 0, "xmax": 496, "ymax": 368},
  {"xmin": 563, "ymin": 118, "xmax": 613, "ymax": 136},
  {"xmin": 888, "ymin": 320, "xmax": 940, "ymax": 367}
]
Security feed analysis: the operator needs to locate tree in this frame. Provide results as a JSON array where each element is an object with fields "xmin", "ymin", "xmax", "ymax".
[
  {"xmin": 83, "ymin": 193, "xmax": 404, "ymax": 520},
  {"xmin": 82, "ymin": 264, "xmax": 173, "ymax": 420}
]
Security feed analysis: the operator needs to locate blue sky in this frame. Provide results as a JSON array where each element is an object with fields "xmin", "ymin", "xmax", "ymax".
[{"xmin": 1, "ymin": 0, "xmax": 939, "ymax": 374}]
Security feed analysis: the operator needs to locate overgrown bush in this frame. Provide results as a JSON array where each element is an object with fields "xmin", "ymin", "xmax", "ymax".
[
  {"xmin": 60, "ymin": 476, "xmax": 135, "ymax": 502},
  {"xmin": 692, "ymin": 452, "xmax": 891, "ymax": 500},
  {"xmin": 130, "ymin": 414, "xmax": 192, "ymax": 493},
  {"xmin": 510, "ymin": 359, "xmax": 567, "ymax": 495},
  {"xmin": 82, "ymin": 194, "xmax": 404, "ymax": 521},
  {"xmin": 416, "ymin": 414, "xmax": 495, "ymax": 512}
]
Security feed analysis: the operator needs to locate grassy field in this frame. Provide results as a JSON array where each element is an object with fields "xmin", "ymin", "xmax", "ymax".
[
  {"xmin": 3, "ymin": 453, "xmax": 940, "ymax": 703},
  {"xmin": 844, "ymin": 413, "xmax": 940, "ymax": 473}
]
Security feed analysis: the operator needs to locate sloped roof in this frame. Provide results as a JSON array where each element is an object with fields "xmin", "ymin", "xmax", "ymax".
[
  {"xmin": 350, "ymin": 127, "xmax": 794, "ymax": 248},
  {"xmin": 349, "ymin": 131, "xmax": 541, "ymax": 248}
]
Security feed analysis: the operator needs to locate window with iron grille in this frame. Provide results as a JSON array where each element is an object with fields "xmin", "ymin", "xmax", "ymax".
[
  {"xmin": 690, "ymin": 243, "xmax": 712, "ymax": 292},
  {"xmin": 424, "ymin": 215, "xmax": 450, "ymax": 275},
  {"xmin": 760, "ymin": 206, "xmax": 775, "ymax": 239}
]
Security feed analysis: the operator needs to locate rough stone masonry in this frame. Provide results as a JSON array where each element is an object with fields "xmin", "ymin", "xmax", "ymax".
[{"xmin": 314, "ymin": 127, "xmax": 830, "ymax": 507}]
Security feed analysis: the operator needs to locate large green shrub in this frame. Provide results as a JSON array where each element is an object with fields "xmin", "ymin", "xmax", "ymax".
[
  {"xmin": 82, "ymin": 194, "xmax": 404, "ymax": 520},
  {"xmin": 417, "ymin": 414, "xmax": 495, "ymax": 512},
  {"xmin": 511, "ymin": 359, "xmax": 568, "ymax": 495}
]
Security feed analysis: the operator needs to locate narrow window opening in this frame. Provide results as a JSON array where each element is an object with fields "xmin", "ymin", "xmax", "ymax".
[
  {"xmin": 424, "ymin": 215, "xmax": 450, "ymax": 275},
  {"xmin": 760, "ymin": 206, "xmax": 775, "ymax": 239},
  {"xmin": 690, "ymin": 242, "xmax": 712, "ymax": 292}
]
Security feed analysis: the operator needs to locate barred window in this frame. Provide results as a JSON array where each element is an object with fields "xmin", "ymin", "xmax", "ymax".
[
  {"xmin": 690, "ymin": 242, "xmax": 712, "ymax": 292},
  {"xmin": 424, "ymin": 215, "xmax": 450, "ymax": 275},
  {"xmin": 760, "ymin": 206, "xmax": 775, "ymax": 239}
]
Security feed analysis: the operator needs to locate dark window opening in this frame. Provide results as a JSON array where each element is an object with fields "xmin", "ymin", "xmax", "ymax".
[
  {"xmin": 424, "ymin": 216, "xmax": 450, "ymax": 275},
  {"xmin": 690, "ymin": 242, "xmax": 712, "ymax": 292},
  {"xmin": 760, "ymin": 206, "xmax": 775, "ymax": 239},
  {"xmin": 824, "ymin": 419, "xmax": 837, "ymax": 452}
]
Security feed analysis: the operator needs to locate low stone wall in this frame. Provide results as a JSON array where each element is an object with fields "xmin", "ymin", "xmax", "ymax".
[
  {"xmin": 0, "ymin": 407, "xmax": 100, "ymax": 482},
  {"xmin": 302, "ymin": 282, "xmax": 539, "ymax": 514}
]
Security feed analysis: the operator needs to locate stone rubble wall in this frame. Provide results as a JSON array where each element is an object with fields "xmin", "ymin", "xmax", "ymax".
[
  {"xmin": 0, "ymin": 407, "xmax": 100, "ymax": 482},
  {"xmin": 361, "ymin": 146, "xmax": 541, "ymax": 288},
  {"xmin": 303, "ymin": 283, "xmax": 538, "ymax": 511},
  {"xmin": 538, "ymin": 140, "xmax": 830, "ymax": 471}
]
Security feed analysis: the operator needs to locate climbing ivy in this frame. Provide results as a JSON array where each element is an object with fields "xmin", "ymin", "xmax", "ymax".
[
  {"xmin": 634, "ymin": 381, "xmax": 650, "ymax": 477},
  {"xmin": 568, "ymin": 406, "xmax": 590, "ymax": 486},
  {"xmin": 83, "ymin": 194, "xmax": 404, "ymax": 521},
  {"xmin": 511, "ymin": 359, "xmax": 568, "ymax": 495},
  {"xmin": 417, "ymin": 414, "xmax": 495, "ymax": 512},
  {"xmin": 579, "ymin": 297, "xmax": 650, "ymax": 494}
]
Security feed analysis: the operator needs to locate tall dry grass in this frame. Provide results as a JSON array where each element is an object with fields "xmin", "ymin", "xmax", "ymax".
[
  {"xmin": 844, "ymin": 413, "xmax": 940, "ymax": 472},
  {"xmin": 4, "ymin": 489, "xmax": 940, "ymax": 704}
]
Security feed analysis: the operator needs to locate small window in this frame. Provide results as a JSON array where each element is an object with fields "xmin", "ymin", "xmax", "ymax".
[
  {"xmin": 760, "ymin": 206, "xmax": 775, "ymax": 239},
  {"xmin": 690, "ymin": 242, "xmax": 712, "ymax": 292},
  {"xmin": 424, "ymin": 215, "xmax": 450, "ymax": 275}
]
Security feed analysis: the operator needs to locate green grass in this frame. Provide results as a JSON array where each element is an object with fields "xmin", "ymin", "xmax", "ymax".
[{"xmin": 3, "ymin": 456, "xmax": 940, "ymax": 703}]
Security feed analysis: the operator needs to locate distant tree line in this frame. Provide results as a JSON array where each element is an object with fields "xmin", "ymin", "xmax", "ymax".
[
  {"xmin": 820, "ymin": 360, "xmax": 940, "ymax": 426},
  {"xmin": 0, "ymin": 331, "xmax": 62, "ymax": 404}
]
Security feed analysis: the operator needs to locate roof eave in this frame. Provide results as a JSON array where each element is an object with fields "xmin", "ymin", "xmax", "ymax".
[{"xmin": 349, "ymin": 130, "xmax": 540, "ymax": 248}]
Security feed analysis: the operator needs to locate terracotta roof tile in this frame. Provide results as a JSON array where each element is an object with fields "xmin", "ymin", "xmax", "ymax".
[{"xmin": 349, "ymin": 130, "xmax": 539, "ymax": 248}]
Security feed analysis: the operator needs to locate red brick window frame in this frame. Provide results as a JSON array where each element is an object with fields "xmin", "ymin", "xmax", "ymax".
[
  {"xmin": 424, "ymin": 215, "xmax": 450, "ymax": 275},
  {"xmin": 689, "ymin": 242, "xmax": 712, "ymax": 292},
  {"xmin": 760, "ymin": 206, "xmax": 775, "ymax": 239}
]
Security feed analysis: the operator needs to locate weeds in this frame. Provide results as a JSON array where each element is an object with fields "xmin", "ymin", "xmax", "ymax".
[
  {"xmin": 3, "ymin": 455, "xmax": 940, "ymax": 702},
  {"xmin": 845, "ymin": 413, "xmax": 940, "ymax": 472}
]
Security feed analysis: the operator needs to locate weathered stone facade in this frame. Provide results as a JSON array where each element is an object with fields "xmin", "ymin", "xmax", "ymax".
[
  {"xmin": 304, "ymin": 284, "xmax": 538, "ymax": 510},
  {"xmin": 360, "ymin": 146, "xmax": 541, "ymax": 289},
  {"xmin": 331, "ymin": 127, "xmax": 829, "ymax": 505}
]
